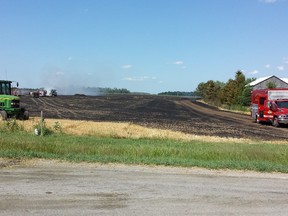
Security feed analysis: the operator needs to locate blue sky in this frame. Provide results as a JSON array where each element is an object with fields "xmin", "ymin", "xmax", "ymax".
[{"xmin": 0, "ymin": 0, "xmax": 288, "ymax": 94}]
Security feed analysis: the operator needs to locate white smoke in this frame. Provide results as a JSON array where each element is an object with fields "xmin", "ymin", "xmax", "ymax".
[{"xmin": 40, "ymin": 66, "xmax": 100, "ymax": 95}]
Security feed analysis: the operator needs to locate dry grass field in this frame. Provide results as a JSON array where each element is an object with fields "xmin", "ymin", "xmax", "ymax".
[{"xmin": 17, "ymin": 117, "xmax": 285, "ymax": 144}]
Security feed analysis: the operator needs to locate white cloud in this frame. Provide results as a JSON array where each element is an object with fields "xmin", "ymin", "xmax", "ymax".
[
  {"xmin": 123, "ymin": 76, "xmax": 157, "ymax": 82},
  {"xmin": 56, "ymin": 71, "xmax": 64, "ymax": 76},
  {"xmin": 172, "ymin": 60, "xmax": 187, "ymax": 69},
  {"xmin": 250, "ymin": 70, "xmax": 259, "ymax": 75},
  {"xmin": 277, "ymin": 65, "xmax": 285, "ymax": 71},
  {"xmin": 121, "ymin": 65, "xmax": 133, "ymax": 69},
  {"xmin": 265, "ymin": 64, "xmax": 271, "ymax": 68},
  {"xmin": 283, "ymin": 57, "xmax": 288, "ymax": 64},
  {"xmin": 123, "ymin": 77, "xmax": 135, "ymax": 81},
  {"xmin": 173, "ymin": 61, "xmax": 184, "ymax": 65},
  {"xmin": 259, "ymin": 0, "xmax": 277, "ymax": 3}
]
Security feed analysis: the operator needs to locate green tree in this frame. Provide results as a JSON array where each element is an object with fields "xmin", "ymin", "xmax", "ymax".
[
  {"xmin": 233, "ymin": 70, "xmax": 246, "ymax": 104},
  {"xmin": 237, "ymin": 77, "xmax": 256, "ymax": 106},
  {"xmin": 204, "ymin": 80, "xmax": 222, "ymax": 104},
  {"xmin": 220, "ymin": 71, "xmax": 247, "ymax": 106},
  {"xmin": 266, "ymin": 82, "xmax": 277, "ymax": 89},
  {"xmin": 220, "ymin": 79, "xmax": 237, "ymax": 106},
  {"xmin": 238, "ymin": 86, "xmax": 252, "ymax": 106},
  {"xmin": 195, "ymin": 72, "xmax": 254, "ymax": 108},
  {"xmin": 194, "ymin": 82, "xmax": 206, "ymax": 97}
]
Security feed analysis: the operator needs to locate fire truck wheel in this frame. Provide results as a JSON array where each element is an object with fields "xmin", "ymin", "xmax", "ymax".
[
  {"xmin": 0, "ymin": 110, "xmax": 8, "ymax": 121},
  {"xmin": 273, "ymin": 117, "xmax": 280, "ymax": 127}
]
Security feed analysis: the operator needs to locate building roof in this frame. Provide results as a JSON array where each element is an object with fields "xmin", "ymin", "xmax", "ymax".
[
  {"xmin": 248, "ymin": 75, "xmax": 288, "ymax": 87},
  {"xmin": 281, "ymin": 78, "xmax": 288, "ymax": 84},
  {"xmin": 248, "ymin": 76, "xmax": 273, "ymax": 86}
]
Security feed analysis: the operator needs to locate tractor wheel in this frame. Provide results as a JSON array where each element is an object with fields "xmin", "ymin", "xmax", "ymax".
[
  {"xmin": 23, "ymin": 110, "xmax": 29, "ymax": 120},
  {"xmin": 19, "ymin": 110, "xmax": 29, "ymax": 120},
  {"xmin": 0, "ymin": 110, "xmax": 8, "ymax": 121}
]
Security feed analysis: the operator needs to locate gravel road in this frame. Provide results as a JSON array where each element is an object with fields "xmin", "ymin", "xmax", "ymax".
[{"xmin": 1, "ymin": 159, "xmax": 288, "ymax": 216}]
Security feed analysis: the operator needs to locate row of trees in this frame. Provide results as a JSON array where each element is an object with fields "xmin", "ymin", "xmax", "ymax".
[
  {"xmin": 158, "ymin": 91, "xmax": 194, "ymax": 97},
  {"xmin": 98, "ymin": 87, "xmax": 130, "ymax": 94},
  {"xmin": 194, "ymin": 71, "xmax": 255, "ymax": 107},
  {"xmin": 84, "ymin": 87, "xmax": 130, "ymax": 95}
]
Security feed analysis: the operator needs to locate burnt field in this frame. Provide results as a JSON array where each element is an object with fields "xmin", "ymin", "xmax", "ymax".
[{"xmin": 21, "ymin": 94, "xmax": 288, "ymax": 141}]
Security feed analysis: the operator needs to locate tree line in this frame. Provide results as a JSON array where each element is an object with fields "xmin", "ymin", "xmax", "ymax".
[
  {"xmin": 158, "ymin": 91, "xmax": 194, "ymax": 97},
  {"xmin": 194, "ymin": 71, "xmax": 255, "ymax": 107},
  {"xmin": 80, "ymin": 87, "xmax": 130, "ymax": 95},
  {"xmin": 98, "ymin": 87, "xmax": 130, "ymax": 94}
]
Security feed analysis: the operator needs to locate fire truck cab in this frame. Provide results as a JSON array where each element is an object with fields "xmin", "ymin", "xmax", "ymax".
[{"xmin": 251, "ymin": 88, "xmax": 288, "ymax": 127}]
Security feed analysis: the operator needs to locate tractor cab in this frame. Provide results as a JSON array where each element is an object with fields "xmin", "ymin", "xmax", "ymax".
[{"xmin": 0, "ymin": 80, "xmax": 29, "ymax": 120}]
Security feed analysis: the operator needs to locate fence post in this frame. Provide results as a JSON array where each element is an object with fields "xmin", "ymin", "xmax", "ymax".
[{"xmin": 41, "ymin": 111, "xmax": 43, "ymax": 136}]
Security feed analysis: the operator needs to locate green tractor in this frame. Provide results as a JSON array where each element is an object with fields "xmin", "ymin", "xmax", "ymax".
[{"xmin": 0, "ymin": 80, "xmax": 29, "ymax": 121}]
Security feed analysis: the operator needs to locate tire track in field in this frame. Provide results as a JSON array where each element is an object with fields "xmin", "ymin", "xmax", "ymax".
[
  {"xmin": 32, "ymin": 97, "xmax": 64, "ymax": 118},
  {"xmin": 37, "ymin": 97, "xmax": 79, "ymax": 119},
  {"xmin": 25, "ymin": 97, "xmax": 41, "ymax": 116},
  {"xmin": 26, "ymin": 97, "xmax": 66, "ymax": 118},
  {"xmin": 176, "ymin": 100, "xmax": 249, "ymax": 123}
]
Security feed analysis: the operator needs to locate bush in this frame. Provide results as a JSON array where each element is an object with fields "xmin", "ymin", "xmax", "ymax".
[
  {"xmin": 34, "ymin": 119, "xmax": 53, "ymax": 136},
  {"xmin": 0, "ymin": 118, "xmax": 24, "ymax": 132},
  {"xmin": 33, "ymin": 120, "xmax": 63, "ymax": 136},
  {"xmin": 52, "ymin": 121, "xmax": 63, "ymax": 133}
]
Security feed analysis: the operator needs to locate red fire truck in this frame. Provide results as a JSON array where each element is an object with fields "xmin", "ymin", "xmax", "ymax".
[{"xmin": 251, "ymin": 88, "xmax": 288, "ymax": 127}]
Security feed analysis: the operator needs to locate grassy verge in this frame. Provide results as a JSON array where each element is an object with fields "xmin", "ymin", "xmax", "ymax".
[
  {"xmin": 0, "ymin": 130, "xmax": 287, "ymax": 173},
  {"xmin": 220, "ymin": 104, "xmax": 250, "ymax": 114}
]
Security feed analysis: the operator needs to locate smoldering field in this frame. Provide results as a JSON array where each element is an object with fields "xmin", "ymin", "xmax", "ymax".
[{"xmin": 21, "ymin": 94, "xmax": 288, "ymax": 142}]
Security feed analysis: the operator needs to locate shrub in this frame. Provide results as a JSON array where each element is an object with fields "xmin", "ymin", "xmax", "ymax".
[
  {"xmin": 52, "ymin": 121, "xmax": 63, "ymax": 133},
  {"xmin": 0, "ymin": 118, "xmax": 24, "ymax": 132},
  {"xmin": 33, "ymin": 119, "xmax": 53, "ymax": 136},
  {"xmin": 33, "ymin": 120, "xmax": 63, "ymax": 136}
]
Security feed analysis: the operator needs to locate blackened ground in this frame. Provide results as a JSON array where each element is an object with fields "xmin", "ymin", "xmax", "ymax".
[{"xmin": 21, "ymin": 95, "xmax": 288, "ymax": 141}]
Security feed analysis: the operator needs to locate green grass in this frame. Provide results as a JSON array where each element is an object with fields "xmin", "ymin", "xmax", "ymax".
[{"xmin": 1, "ymin": 131, "xmax": 288, "ymax": 173}]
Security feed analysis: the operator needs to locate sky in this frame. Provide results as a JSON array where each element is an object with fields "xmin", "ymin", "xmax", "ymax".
[{"xmin": 0, "ymin": 0, "xmax": 288, "ymax": 94}]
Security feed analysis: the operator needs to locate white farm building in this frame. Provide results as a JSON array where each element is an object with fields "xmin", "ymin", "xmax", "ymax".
[{"xmin": 247, "ymin": 75, "xmax": 288, "ymax": 90}]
